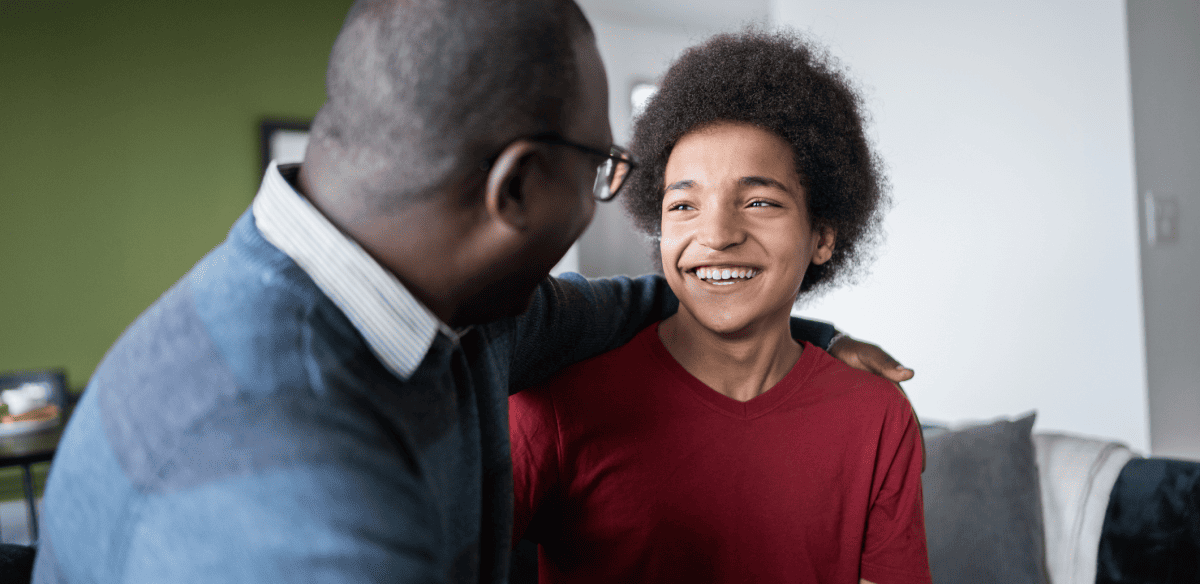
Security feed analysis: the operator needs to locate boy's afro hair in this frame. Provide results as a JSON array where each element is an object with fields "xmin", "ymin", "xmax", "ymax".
[{"xmin": 622, "ymin": 28, "xmax": 887, "ymax": 297}]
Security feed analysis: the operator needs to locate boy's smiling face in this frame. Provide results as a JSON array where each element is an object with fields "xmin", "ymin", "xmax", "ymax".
[{"xmin": 660, "ymin": 121, "xmax": 835, "ymax": 336}]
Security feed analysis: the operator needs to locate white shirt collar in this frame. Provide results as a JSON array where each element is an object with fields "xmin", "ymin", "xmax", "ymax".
[{"xmin": 251, "ymin": 161, "xmax": 458, "ymax": 380}]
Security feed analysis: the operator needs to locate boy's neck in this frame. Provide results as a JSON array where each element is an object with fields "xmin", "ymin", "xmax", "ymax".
[{"xmin": 658, "ymin": 311, "xmax": 802, "ymax": 403}]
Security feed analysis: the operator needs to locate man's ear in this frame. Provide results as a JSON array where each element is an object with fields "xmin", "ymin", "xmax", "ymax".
[
  {"xmin": 484, "ymin": 140, "xmax": 540, "ymax": 231},
  {"xmin": 811, "ymin": 226, "xmax": 837, "ymax": 265}
]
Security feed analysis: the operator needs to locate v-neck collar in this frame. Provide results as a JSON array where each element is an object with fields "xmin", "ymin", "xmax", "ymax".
[{"xmin": 642, "ymin": 323, "xmax": 818, "ymax": 420}]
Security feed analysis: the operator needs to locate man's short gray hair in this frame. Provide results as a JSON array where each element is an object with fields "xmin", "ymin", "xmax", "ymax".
[{"xmin": 312, "ymin": 0, "xmax": 593, "ymax": 210}]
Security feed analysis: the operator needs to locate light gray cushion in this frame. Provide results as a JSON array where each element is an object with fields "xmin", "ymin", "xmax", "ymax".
[{"xmin": 921, "ymin": 413, "xmax": 1049, "ymax": 584}]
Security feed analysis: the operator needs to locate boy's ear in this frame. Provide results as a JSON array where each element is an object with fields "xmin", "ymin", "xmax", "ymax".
[
  {"xmin": 484, "ymin": 139, "xmax": 540, "ymax": 231},
  {"xmin": 811, "ymin": 226, "xmax": 837, "ymax": 265}
]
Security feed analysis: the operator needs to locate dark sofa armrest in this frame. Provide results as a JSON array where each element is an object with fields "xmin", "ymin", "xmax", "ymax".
[{"xmin": 1097, "ymin": 457, "xmax": 1200, "ymax": 584}]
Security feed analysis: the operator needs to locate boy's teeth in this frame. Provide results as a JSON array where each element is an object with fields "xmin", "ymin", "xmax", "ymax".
[{"xmin": 695, "ymin": 267, "xmax": 757, "ymax": 282}]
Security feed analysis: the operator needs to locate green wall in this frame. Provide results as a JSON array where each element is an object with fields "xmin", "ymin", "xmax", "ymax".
[{"xmin": 1, "ymin": 0, "xmax": 353, "ymax": 387}]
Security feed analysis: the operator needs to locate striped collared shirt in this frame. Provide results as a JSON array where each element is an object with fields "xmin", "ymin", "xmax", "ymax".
[{"xmin": 252, "ymin": 161, "xmax": 457, "ymax": 380}]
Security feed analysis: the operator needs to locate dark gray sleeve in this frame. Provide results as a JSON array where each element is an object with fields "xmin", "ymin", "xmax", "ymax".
[
  {"xmin": 791, "ymin": 316, "xmax": 838, "ymax": 351},
  {"xmin": 508, "ymin": 273, "xmax": 677, "ymax": 392}
]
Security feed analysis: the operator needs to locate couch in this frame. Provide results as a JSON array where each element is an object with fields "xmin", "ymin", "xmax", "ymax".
[{"xmin": 921, "ymin": 413, "xmax": 1200, "ymax": 584}]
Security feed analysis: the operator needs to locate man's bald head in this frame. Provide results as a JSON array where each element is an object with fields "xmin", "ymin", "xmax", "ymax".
[{"xmin": 306, "ymin": 0, "xmax": 594, "ymax": 212}]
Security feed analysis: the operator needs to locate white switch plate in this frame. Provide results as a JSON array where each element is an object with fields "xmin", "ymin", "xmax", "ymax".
[{"xmin": 1145, "ymin": 191, "xmax": 1180, "ymax": 246}]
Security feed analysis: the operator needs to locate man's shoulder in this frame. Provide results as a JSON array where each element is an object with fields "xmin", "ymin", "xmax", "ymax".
[
  {"xmin": 104, "ymin": 240, "xmax": 328, "ymax": 399},
  {"xmin": 80, "ymin": 217, "xmax": 388, "ymax": 494},
  {"xmin": 43, "ymin": 260, "xmax": 417, "ymax": 582},
  {"xmin": 195, "ymin": 208, "xmax": 327, "ymax": 311}
]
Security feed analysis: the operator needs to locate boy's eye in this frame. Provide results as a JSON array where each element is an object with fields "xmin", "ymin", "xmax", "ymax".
[
  {"xmin": 748, "ymin": 200, "xmax": 778, "ymax": 208},
  {"xmin": 667, "ymin": 203, "xmax": 695, "ymax": 211}
]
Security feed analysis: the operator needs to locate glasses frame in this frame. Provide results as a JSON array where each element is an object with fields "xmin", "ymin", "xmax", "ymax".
[
  {"xmin": 529, "ymin": 135, "xmax": 639, "ymax": 201},
  {"xmin": 484, "ymin": 133, "xmax": 639, "ymax": 202}
]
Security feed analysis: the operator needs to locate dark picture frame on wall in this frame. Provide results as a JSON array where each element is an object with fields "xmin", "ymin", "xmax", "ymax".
[{"xmin": 259, "ymin": 118, "xmax": 311, "ymax": 174}]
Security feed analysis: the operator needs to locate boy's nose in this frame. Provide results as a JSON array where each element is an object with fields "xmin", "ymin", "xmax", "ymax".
[{"xmin": 695, "ymin": 207, "xmax": 745, "ymax": 251}]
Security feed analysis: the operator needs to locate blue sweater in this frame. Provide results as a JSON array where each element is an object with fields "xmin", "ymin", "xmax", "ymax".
[{"xmin": 34, "ymin": 209, "xmax": 833, "ymax": 583}]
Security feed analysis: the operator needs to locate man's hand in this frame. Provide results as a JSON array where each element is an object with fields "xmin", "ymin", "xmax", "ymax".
[{"xmin": 828, "ymin": 335, "xmax": 914, "ymax": 383}]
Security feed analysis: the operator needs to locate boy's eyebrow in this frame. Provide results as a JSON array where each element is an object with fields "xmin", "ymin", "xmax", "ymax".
[
  {"xmin": 739, "ymin": 176, "xmax": 791, "ymax": 191},
  {"xmin": 665, "ymin": 176, "xmax": 793, "ymax": 192}
]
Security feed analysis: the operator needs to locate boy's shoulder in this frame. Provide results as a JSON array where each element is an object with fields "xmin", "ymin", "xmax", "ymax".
[
  {"xmin": 801, "ymin": 343, "xmax": 914, "ymax": 413},
  {"xmin": 530, "ymin": 323, "xmax": 662, "ymax": 383}
]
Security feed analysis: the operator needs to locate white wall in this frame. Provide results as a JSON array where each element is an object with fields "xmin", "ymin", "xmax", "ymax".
[
  {"xmin": 1127, "ymin": 0, "xmax": 1200, "ymax": 460},
  {"xmin": 773, "ymin": 0, "xmax": 1150, "ymax": 450}
]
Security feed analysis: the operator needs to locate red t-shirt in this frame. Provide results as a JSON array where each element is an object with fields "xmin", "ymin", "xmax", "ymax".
[{"xmin": 510, "ymin": 323, "xmax": 931, "ymax": 583}]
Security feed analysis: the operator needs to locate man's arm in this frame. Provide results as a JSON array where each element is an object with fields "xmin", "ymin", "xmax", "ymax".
[
  {"xmin": 507, "ymin": 273, "xmax": 914, "ymax": 391},
  {"xmin": 508, "ymin": 273, "xmax": 832, "ymax": 391},
  {"xmin": 506, "ymin": 273, "xmax": 675, "ymax": 391}
]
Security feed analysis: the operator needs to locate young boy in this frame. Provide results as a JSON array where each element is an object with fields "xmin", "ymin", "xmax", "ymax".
[{"xmin": 510, "ymin": 30, "xmax": 931, "ymax": 584}]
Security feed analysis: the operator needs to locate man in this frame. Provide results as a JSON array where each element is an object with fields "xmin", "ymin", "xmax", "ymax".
[{"xmin": 34, "ymin": 1, "xmax": 910, "ymax": 582}]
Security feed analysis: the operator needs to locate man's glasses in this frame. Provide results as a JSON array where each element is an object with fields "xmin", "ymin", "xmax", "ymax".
[
  {"xmin": 527, "ymin": 135, "xmax": 638, "ymax": 202},
  {"xmin": 482, "ymin": 135, "xmax": 638, "ymax": 201}
]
